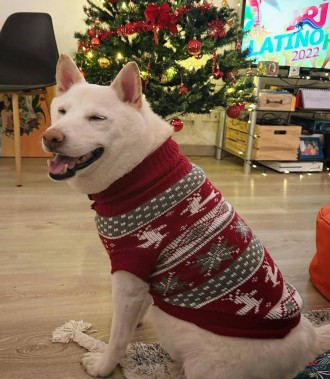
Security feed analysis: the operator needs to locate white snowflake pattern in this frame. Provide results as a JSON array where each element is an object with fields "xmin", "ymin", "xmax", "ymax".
[
  {"xmin": 152, "ymin": 272, "xmax": 185, "ymax": 296},
  {"xmin": 232, "ymin": 218, "xmax": 250, "ymax": 242},
  {"xmin": 194, "ymin": 241, "xmax": 236, "ymax": 276}
]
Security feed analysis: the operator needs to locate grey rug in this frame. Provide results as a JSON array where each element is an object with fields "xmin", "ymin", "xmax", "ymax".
[{"xmin": 52, "ymin": 308, "xmax": 330, "ymax": 379}]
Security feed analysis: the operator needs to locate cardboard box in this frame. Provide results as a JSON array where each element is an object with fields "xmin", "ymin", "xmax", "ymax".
[
  {"xmin": 252, "ymin": 124, "xmax": 302, "ymax": 161},
  {"xmin": 258, "ymin": 92, "xmax": 295, "ymax": 111}
]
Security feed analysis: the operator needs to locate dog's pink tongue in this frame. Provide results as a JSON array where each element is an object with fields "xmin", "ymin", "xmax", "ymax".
[{"xmin": 48, "ymin": 155, "xmax": 79, "ymax": 174}]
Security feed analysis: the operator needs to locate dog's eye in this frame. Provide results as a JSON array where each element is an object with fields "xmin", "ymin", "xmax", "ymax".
[
  {"xmin": 58, "ymin": 108, "xmax": 66, "ymax": 115},
  {"xmin": 88, "ymin": 115, "xmax": 107, "ymax": 122}
]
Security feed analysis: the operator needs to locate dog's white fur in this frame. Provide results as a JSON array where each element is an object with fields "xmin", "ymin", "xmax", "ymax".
[{"xmin": 43, "ymin": 54, "xmax": 330, "ymax": 379}]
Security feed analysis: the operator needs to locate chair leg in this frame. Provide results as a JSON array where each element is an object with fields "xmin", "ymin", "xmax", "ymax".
[
  {"xmin": 12, "ymin": 93, "xmax": 22, "ymax": 187},
  {"xmin": 42, "ymin": 88, "xmax": 51, "ymax": 113}
]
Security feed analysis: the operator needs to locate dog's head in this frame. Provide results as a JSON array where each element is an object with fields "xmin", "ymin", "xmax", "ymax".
[{"xmin": 42, "ymin": 54, "xmax": 173, "ymax": 194}]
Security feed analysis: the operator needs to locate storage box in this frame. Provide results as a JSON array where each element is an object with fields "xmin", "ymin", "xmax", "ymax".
[
  {"xmin": 224, "ymin": 134, "xmax": 247, "ymax": 156},
  {"xmin": 258, "ymin": 92, "xmax": 295, "ymax": 111},
  {"xmin": 226, "ymin": 128, "xmax": 248, "ymax": 144},
  {"xmin": 252, "ymin": 124, "xmax": 302, "ymax": 161},
  {"xmin": 227, "ymin": 117, "xmax": 249, "ymax": 133}
]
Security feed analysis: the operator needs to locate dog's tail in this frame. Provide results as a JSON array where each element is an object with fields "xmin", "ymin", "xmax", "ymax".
[{"xmin": 316, "ymin": 324, "xmax": 330, "ymax": 350}]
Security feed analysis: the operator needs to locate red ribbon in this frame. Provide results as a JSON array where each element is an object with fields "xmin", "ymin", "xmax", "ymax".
[{"xmin": 144, "ymin": 2, "xmax": 178, "ymax": 44}]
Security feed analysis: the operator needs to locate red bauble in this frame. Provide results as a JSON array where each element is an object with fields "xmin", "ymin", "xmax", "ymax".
[
  {"xmin": 213, "ymin": 69, "xmax": 224, "ymax": 80},
  {"xmin": 88, "ymin": 28, "xmax": 98, "ymax": 39},
  {"xmin": 91, "ymin": 37, "xmax": 101, "ymax": 49},
  {"xmin": 178, "ymin": 84, "xmax": 188, "ymax": 96},
  {"xmin": 77, "ymin": 40, "xmax": 89, "ymax": 52},
  {"xmin": 226, "ymin": 104, "xmax": 245, "ymax": 119},
  {"xmin": 170, "ymin": 118, "xmax": 184, "ymax": 132},
  {"xmin": 187, "ymin": 37, "xmax": 202, "ymax": 56}
]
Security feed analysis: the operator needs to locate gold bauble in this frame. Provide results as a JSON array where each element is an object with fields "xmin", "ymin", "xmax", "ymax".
[
  {"xmin": 98, "ymin": 56, "xmax": 111, "ymax": 69},
  {"xmin": 160, "ymin": 74, "xmax": 168, "ymax": 84}
]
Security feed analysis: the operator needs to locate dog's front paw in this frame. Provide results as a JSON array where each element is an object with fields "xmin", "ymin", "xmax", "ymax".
[{"xmin": 81, "ymin": 352, "xmax": 115, "ymax": 378}]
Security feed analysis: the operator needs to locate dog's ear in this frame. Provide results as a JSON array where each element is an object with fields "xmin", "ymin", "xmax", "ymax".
[
  {"xmin": 111, "ymin": 62, "xmax": 142, "ymax": 108},
  {"xmin": 56, "ymin": 54, "xmax": 86, "ymax": 95}
]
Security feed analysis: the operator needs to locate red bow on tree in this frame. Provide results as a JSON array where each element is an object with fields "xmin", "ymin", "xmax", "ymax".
[{"xmin": 144, "ymin": 2, "xmax": 178, "ymax": 44}]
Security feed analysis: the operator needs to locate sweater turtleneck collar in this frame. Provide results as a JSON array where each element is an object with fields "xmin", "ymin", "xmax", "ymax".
[{"xmin": 89, "ymin": 138, "xmax": 192, "ymax": 217}]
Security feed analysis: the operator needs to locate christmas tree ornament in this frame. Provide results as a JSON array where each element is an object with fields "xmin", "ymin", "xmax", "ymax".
[
  {"xmin": 160, "ymin": 74, "xmax": 168, "ymax": 84},
  {"xmin": 222, "ymin": 0, "xmax": 229, "ymax": 7},
  {"xmin": 199, "ymin": 2, "xmax": 213, "ymax": 11},
  {"xmin": 208, "ymin": 19, "xmax": 227, "ymax": 40},
  {"xmin": 212, "ymin": 50, "xmax": 217, "ymax": 75},
  {"xmin": 91, "ymin": 37, "xmax": 101, "ymax": 49},
  {"xmin": 77, "ymin": 41, "xmax": 89, "ymax": 52},
  {"xmin": 226, "ymin": 103, "xmax": 245, "ymax": 119},
  {"xmin": 178, "ymin": 83, "xmax": 188, "ymax": 95},
  {"xmin": 144, "ymin": 2, "xmax": 178, "ymax": 44},
  {"xmin": 88, "ymin": 28, "xmax": 98, "ymax": 39},
  {"xmin": 98, "ymin": 56, "xmax": 111, "ymax": 69},
  {"xmin": 170, "ymin": 118, "xmax": 184, "ymax": 132},
  {"xmin": 187, "ymin": 37, "xmax": 202, "ymax": 56},
  {"xmin": 235, "ymin": 37, "xmax": 242, "ymax": 52},
  {"xmin": 213, "ymin": 69, "xmax": 224, "ymax": 80},
  {"xmin": 227, "ymin": 18, "xmax": 234, "ymax": 27}
]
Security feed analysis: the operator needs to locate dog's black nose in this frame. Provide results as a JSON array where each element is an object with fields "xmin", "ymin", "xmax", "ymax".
[{"xmin": 43, "ymin": 129, "xmax": 65, "ymax": 150}]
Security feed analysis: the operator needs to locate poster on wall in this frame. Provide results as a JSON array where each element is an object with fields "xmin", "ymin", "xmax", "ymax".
[
  {"xmin": 242, "ymin": 0, "xmax": 330, "ymax": 70},
  {"xmin": 0, "ymin": 89, "xmax": 53, "ymax": 158}
]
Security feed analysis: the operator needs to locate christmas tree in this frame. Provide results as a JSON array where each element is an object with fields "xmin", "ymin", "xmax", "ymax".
[{"xmin": 74, "ymin": 0, "xmax": 255, "ymax": 120}]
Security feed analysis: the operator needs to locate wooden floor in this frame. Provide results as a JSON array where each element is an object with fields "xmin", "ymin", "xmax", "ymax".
[{"xmin": 1, "ymin": 155, "xmax": 330, "ymax": 379}]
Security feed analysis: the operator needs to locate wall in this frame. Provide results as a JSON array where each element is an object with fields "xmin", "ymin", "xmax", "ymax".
[
  {"xmin": 0, "ymin": 0, "xmax": 240, "ymax": 56},
  {"xmin": 0, "ymin": 0, "xmax": 86, "ymax": 56}
]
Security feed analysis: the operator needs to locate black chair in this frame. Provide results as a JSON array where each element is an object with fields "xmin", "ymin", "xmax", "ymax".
[{"xmin": 0, "ymin": 12, "xmax": 59, "ymax": 186}]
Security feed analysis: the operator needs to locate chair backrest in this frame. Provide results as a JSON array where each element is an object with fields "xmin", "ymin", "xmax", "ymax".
[{"xmin": 0, "ymin": 12, "xmax": 59, "ymax": 88}]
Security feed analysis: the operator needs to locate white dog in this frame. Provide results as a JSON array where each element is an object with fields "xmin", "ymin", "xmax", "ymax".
[{"xmin": 43, "ymin": 54, "xmax": 330, "ymax": 379}]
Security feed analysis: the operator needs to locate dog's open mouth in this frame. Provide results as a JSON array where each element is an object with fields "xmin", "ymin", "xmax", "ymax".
[{"xmin": 47, "ymin": 147, "xmax": 104, "ymax": 180}]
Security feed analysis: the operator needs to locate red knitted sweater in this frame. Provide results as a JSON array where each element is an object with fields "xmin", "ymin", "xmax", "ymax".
[{"xmin": 89, "ymin": 138, "xmax": 302, "ymax": 339}]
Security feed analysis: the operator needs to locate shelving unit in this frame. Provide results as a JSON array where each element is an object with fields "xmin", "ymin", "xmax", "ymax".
[{"xmin": 220, "ymin": 74, "xmax": 330, "ymax": 174}]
